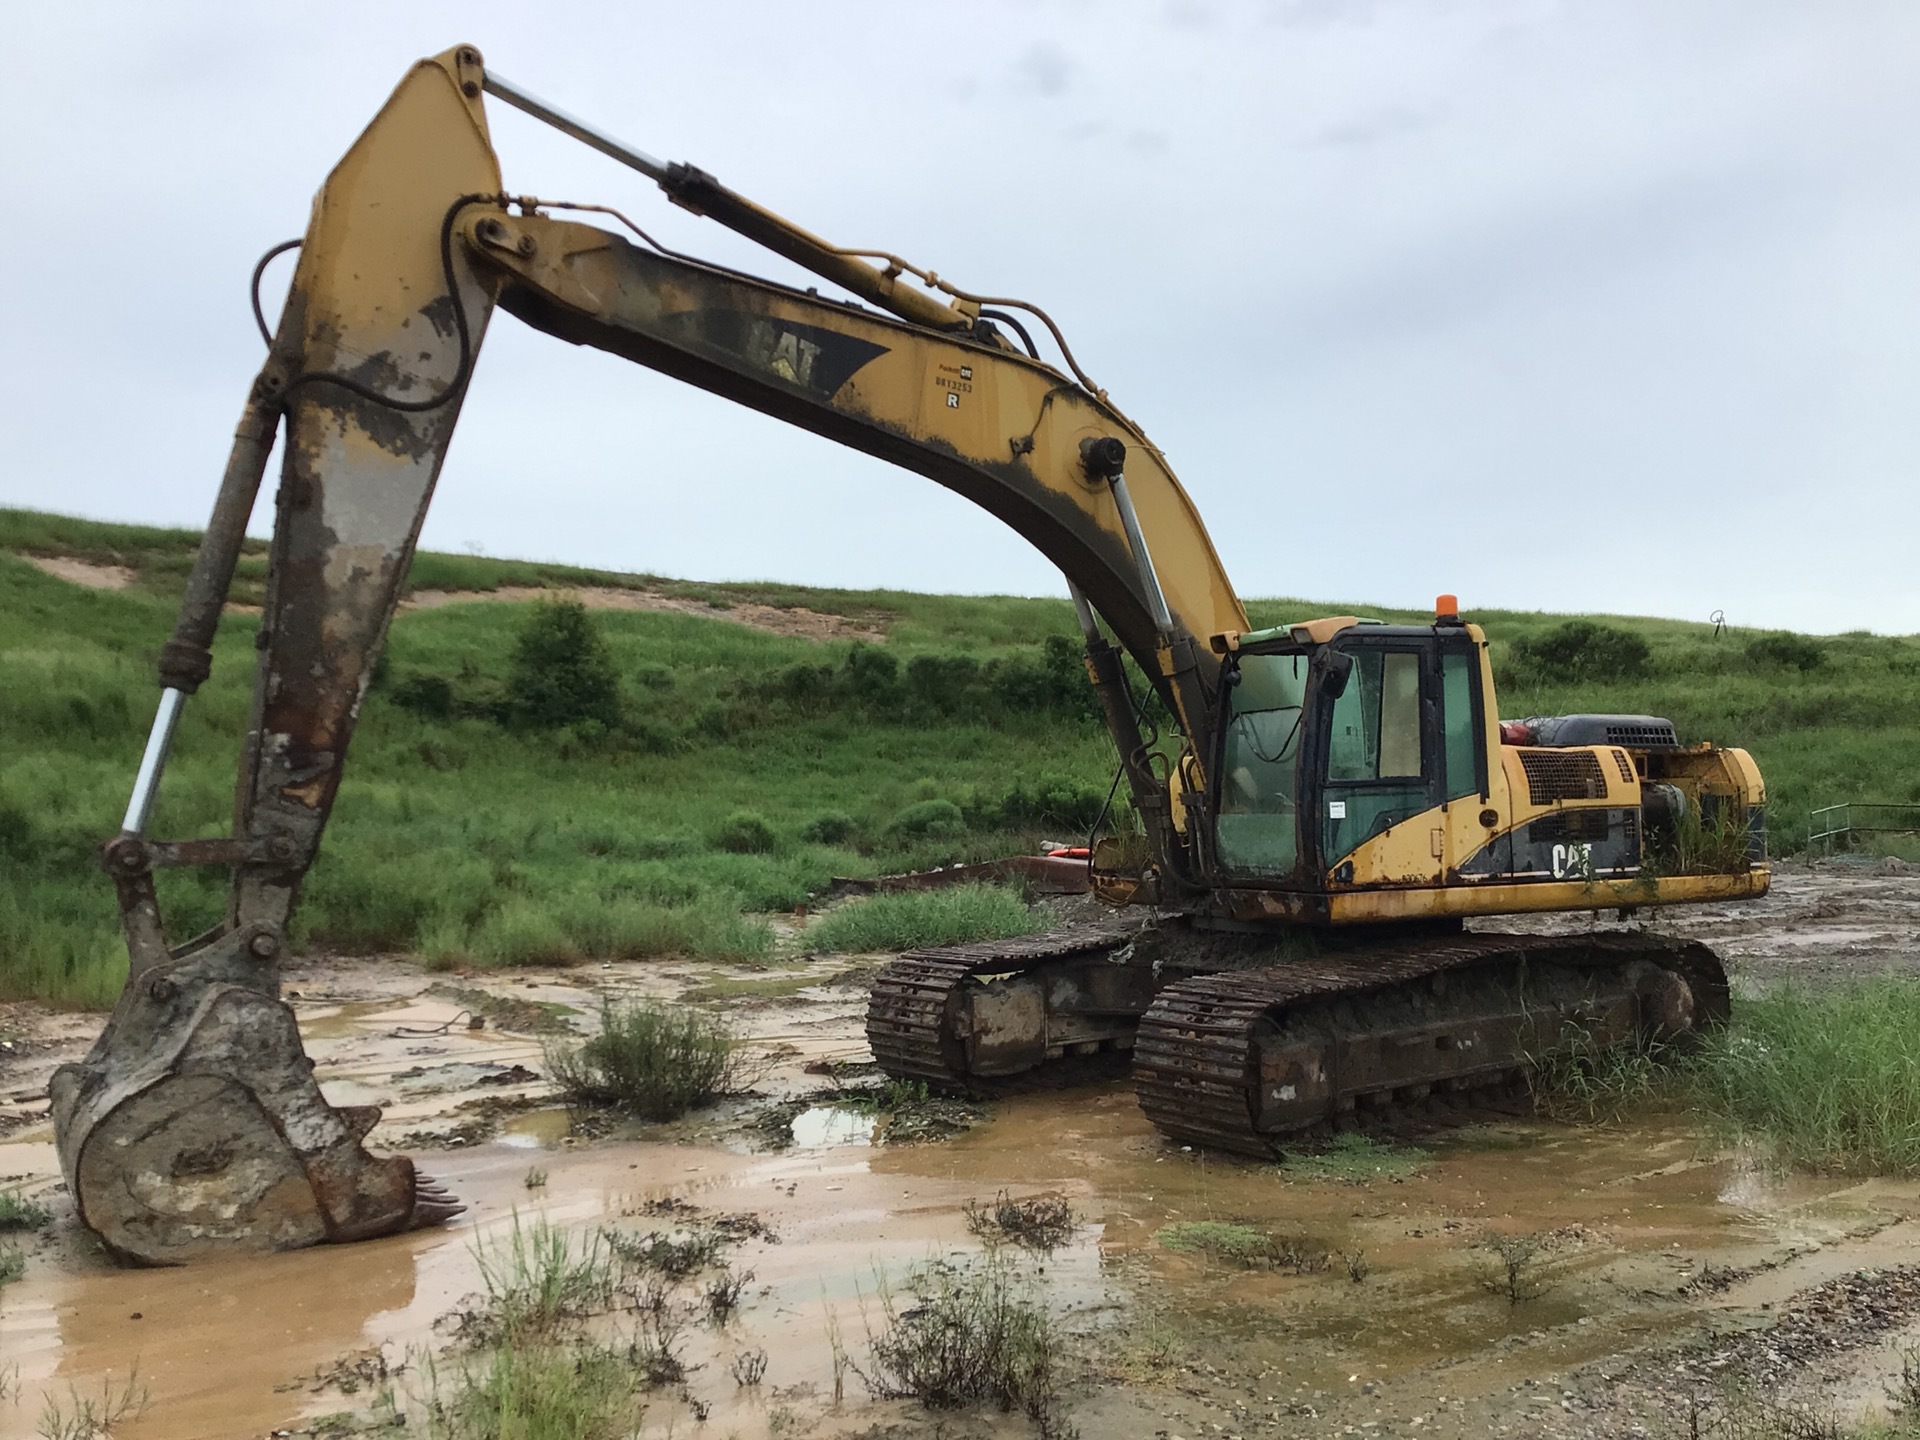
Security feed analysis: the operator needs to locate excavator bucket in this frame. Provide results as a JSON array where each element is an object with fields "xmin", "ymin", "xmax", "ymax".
[{"xmin": 50, "ymin": 46, "xmax": 501, "ymax": 1264}]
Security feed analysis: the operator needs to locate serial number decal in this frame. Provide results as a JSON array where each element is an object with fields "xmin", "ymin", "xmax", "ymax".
[{"xmin": 935, "ymin": 362, "xmax": 975, "ymax": 409}]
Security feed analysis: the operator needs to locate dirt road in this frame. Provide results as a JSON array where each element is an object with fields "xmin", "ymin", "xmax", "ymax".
[{"xmin": 4, "ymin": 859, "xmax": 1920, "ymax": 1440}]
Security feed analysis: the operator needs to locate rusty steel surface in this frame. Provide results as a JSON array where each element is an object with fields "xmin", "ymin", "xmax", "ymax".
[
  {"xmin": 865, "ymin": 923, "xmax": 1136, "ymax": 1085},
  {"xmin": 1132, "ymin": 932, "xmax": 1730, "ymax": 1156},
  {"xmin": 52, "ymin": 47, "xmax": 496, "ymax": 1264}
]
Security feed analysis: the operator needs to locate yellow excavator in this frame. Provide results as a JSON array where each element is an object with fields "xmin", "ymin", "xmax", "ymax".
[{"xmin": 52, "ymin": 46, "xmax": 1768, "ymax": 1264}]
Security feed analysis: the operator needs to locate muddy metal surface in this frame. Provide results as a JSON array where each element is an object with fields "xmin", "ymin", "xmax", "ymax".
[{"xmin": 3, "ymin": 861, "xmax": 1920, "ymax": 1439}]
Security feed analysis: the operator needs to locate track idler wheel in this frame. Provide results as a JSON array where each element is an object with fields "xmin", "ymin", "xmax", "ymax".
[{"xmin": 51, "ymin": 964, "xmax": 460, "ymax": 1266}]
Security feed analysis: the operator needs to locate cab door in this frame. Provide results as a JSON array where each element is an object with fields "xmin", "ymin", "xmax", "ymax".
[{"xmin": 1317, "ymin": 642, "xmax": 1444, "ymax": 886}]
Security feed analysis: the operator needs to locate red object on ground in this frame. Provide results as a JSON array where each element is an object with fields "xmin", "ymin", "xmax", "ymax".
[{"xmin": 1046, "ymin": 847, "xmax": 1091, "ymax": 858}]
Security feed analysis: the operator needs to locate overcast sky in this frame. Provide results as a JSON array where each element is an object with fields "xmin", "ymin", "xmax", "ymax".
[{"xmin": 5, "ymin": 2, "xmax": 1917, "ymax": 633}]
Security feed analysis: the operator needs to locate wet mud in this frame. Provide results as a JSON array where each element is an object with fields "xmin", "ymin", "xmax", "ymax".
[{"xmin": 3, "ymin": 860, "xmax": 1920, "ymax": 1438}]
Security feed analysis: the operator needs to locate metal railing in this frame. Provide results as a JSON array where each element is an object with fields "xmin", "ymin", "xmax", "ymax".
[{"xmin": 1809, "ymin": 802, "xmax": 1920, "ymax": 854}]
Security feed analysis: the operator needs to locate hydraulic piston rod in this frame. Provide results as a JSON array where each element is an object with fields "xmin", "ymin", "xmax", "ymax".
[{"xmin": 481, "ymin": 68, "xmax": 973, "ymax": 333}]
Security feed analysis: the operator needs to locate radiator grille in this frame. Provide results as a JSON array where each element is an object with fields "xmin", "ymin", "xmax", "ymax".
[
  {"xmin": 1612, "ymin": 749, "xmax": 1636, "ymax": 785},
  {"xmin": 1519, "ymin": 750, "xmax": 1610, "ymax": 805},
  {"xmin": 1605, "ymin": 722, "xmax": 1678, "ymax": 748},
  {"xmin": 1530, "ymin": 808, "xmax": 1613, "ymax": 842}
]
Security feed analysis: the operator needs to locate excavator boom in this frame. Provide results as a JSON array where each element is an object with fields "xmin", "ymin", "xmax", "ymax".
[{"xmin": 53, "ymin": 45, "xmax": 1242, "ymax": 1263}]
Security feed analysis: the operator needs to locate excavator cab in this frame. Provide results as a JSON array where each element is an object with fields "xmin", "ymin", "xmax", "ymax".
[{"xmin": 1215, "ymin": 615, "xmax": 1487, "ymax": 897}]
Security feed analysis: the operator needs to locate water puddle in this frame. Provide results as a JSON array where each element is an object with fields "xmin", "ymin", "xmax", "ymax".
[
  {"xmin": 789, "ymin": 1103, "xmax": 876, "ymax": 1149},
  {"xmin": 13, "ymin": 901, "xmax": 1920, "ymax": 1439},
  {"xmin": 496, "ymin": 1106, "xmax": 574, "ymax": 1149}
]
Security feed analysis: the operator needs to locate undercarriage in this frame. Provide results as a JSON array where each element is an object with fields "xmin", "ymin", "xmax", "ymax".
[{"xmin": 866, "ymin": 924, "xmax": 1728, "ymax": 1152}]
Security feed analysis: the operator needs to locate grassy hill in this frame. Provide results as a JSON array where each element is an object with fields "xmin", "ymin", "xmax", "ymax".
[{"xmin": 4, "ymin": 505, "xmax": 1917, "ymax": 1007}]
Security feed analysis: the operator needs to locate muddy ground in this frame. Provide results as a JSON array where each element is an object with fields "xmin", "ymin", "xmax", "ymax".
[{"xmin": 4, "ymin": 859, "xmax": 1920, "ymax": 1440}]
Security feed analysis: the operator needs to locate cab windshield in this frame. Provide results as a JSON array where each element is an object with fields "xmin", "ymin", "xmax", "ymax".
[{"xmin": 1216, "ymin": 650, "xmax": 1307, "ymax": 877}]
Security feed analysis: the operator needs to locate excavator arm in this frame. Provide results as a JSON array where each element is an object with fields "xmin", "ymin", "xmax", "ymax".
[{"xmin": 52, "ymin": 45, "xmax": 1248, "ymax": 1263}]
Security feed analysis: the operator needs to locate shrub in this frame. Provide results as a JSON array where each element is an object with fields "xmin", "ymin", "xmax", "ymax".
[
  {"xmin": 1509, "ymin": 620, "xmax": 1650, "ymax": 681},
  {"xmin": 971, "ymin": 775, "xmax": 1108, "ymax": 833},
  {"xmin": 505, "ymin": 597, "xmax": 620, "ymax": 730},
  {"xmin": 799, "ymin": 884, "xmax": 1045, "ymax": 954},
  {"xmin": 545, "ymin": 997, "xmax": 744, "ymax": 1120},
  {"xmin": 800, "ymin": 811, "xmax": 859, "ymax": 845},
  {"xmin": 964, "ymin": 1191, "xmax": 1076, "ymax": 1252},
  {"xmin": 845, "ymin": 644, "xmax": 901, "ymax": 706},
  {"xmin": 390, "ymin": 672, "xmax": 456, "ymax": 721},
  {"xmin": 887, "ymin": 798, "xmax": 966, "ymax": 841},
  {"xmin": 1744, "ymin": 632, "xmax": 1826, "ymax": 672},
  {"xmin": 714, "ymin": 810, "xmax": 778, "ymax": 855},
  {"xmin": 906, "ymin": 654, "xmax": 982, "ymax": 712},
  {"xmin": 858, "ymin": 1252, "xmax": 1069, "ymax": 1437}
]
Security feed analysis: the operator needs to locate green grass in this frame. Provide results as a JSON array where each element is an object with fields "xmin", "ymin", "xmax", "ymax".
[
  {"xmin": 678, "ymin": 971, "xmax": 817, "ymax": 1003},
  {"xmin": 1688, "ymin": 979, "xmax": 1920, "ymax": 1175},
  {"xmin": 1276, "ymin": 1133, "xmax": 1430, "ymax": 1183},
  {"xmin": 1526, "ymin": 977, "xmax": 1920, "ymax": 1178},
  {"xmin": 0, "ymin": 510, "xmax": 1110, "ymax": 1005},
  {"xmin": 1155, "ymin": 1221, "xmax": 1329, "ymax": 1272},
  {"xmin": 418, "ymin": 1345, "xmax": 645, "ymax": 1440},
  {"xmin": 543, "ymin": 997, "xmax": 743, "ymax": 1121},
  {"xmin": 799, "ymin": 884, "xmax": 1049, "ymax": 955},
  {"xmin": 0, "ymin": 1190, "xmax": 52, "ymax": 1232},
  {"xmin": 461, "ymin": 1215, "xmax": 618, "ymax": 1348},
  {"xmin": 421, "ymin": 1216, "xmax": 652, "ymax": 1439},
  {"xmin": 4, "ymin": 502, "xmax": 1918, "ymax": 1008}
]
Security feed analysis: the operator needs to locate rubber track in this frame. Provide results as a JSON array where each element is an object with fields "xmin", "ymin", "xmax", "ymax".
[
  {"xmin": 865, "ymin": 923, "xmax": 1134, "ymax": 1084},
  {"xmin": 1133, "ymin": 930, "xmax": 1728, "ymax": 1156}
]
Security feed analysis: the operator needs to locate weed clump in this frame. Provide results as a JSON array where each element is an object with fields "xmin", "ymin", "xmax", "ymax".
[
  {"xmin": 800, "ymin": 810, "xmax": 859, "ymax": 845},
  {"xmin": 458, "ymin": 1216, "xmax": 616, "ymax": 1347},
  {"xmin": 1509, "ymin": 620, "xmax": 1651, "ymax": 681},
  {"xmin": 800, "ymin": 884, "xmax": 1047, "ymax": 955},
  {"xmin": 1277, "ymin": 1133, "xmax": 1429, "ymax": 1183},
  {"xmin": 0, "ymin": 1244, "xmax": 21, "ymax": 1288},
  {"xmin": 1156, "ymin": 1221, "xmax": 1329, "ymax": 1273},
  {"xmin": 887, "ymin": 798, "xmax": 967, "ymax": 841},
  {"xmin": 1528, "ymin": 1022, "xmax": 1676, "ymax": 1122},
  {"xmin": 714, "ymin": 809, "xmax": 778, "ymax": 854},
  {"xmin": 0, "ymin": 1189, "xmax": 51, "ymax": 1232},
  {"xmin": 858, "ymin": 1252, "xmax": 1071, "ymax": 1437},
  {"xmin": 419, "ymin": 1344, "xmax": 644, "ymax": 1440},
  {"xmin": 599, "ymin": 1226, "xmax": 724, "ymax": 1281},
  {"xmin": 730, "ymin": 1348, "xmax": 769, "ymax": 1386},
  {"xmin": 965, "ymin": 1191, "xmax": 1077, "ymax": 1253},
  {"xmin": 1745, "ymin": 631, "xmax": 1827, "ymax": 672},
  {"xmin": 545, "ymin": 997, "xmax": 744, "ymax": 1120},
  {"xmin": 31, "ymin": 1369, "xmax": 149, "ymax": 1440}
]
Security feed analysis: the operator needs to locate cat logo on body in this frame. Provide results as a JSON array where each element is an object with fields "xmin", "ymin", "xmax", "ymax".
[{"xmin": 1550, "ymin": 842, "xmax": 1594, "ymax": 880}]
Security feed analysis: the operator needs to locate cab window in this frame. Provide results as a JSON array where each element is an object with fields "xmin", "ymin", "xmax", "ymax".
[
  {"xmin": 1322, "ymin": 648, "xmax": 1429, "ymax": 863},
  {"xmin": 1216, "ymin": 651, "xmax": 1307, "ymax": 877},
  {"xmin": 1327, "ymin": 650, "xmax": 1422, "ymax": 780},
  {"xmin": 1440, "ymin": 649, "xmax": 1482, "ymax": 801}
]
